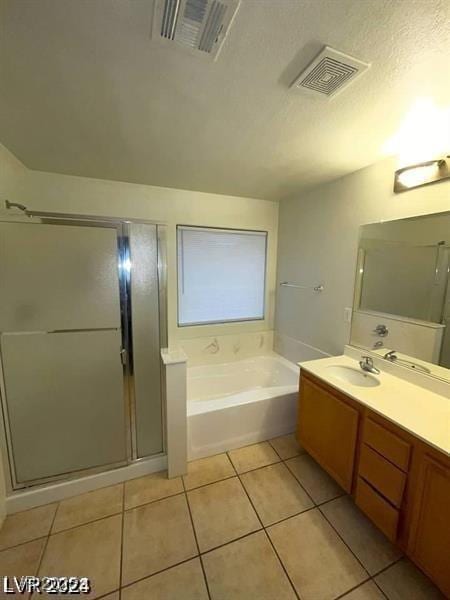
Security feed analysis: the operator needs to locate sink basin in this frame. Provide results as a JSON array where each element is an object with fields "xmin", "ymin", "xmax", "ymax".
[{"xmin": 325, "ymin": 365, "xmax": 380, "ymax": 388}]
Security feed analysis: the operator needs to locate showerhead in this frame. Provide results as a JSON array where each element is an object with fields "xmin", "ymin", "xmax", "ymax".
[{"xmin": 5, "ymin": 200, "xmax": 28, "ymax": 212}]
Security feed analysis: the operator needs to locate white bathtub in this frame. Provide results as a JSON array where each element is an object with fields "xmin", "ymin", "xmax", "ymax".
[{"xmin": 187, "ymin": 354, "xmax": 299, "ymax": 459}]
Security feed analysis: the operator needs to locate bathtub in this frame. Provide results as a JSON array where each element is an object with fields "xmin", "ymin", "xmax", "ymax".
[{"xmin": 187, "ymin": 354, "xmax": 299, "ymax": 459}]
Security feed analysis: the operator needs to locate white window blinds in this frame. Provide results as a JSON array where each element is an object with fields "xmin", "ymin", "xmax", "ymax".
[{"xmin": 177, "ymin": 226, "xmax": 267, "ymax": 326}]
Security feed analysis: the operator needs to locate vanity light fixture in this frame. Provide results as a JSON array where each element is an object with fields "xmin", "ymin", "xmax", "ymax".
[{"xmin": 394, "ymin": 156, "xmax": 450, "ymax": 193}]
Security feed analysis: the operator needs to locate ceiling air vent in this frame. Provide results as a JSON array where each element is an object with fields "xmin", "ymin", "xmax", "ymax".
[
  {"xmin": 152, "ymin": 0, "xmax": 240, "ymax": 60},
  {"xmin": 292, "ymin": 46, "xmax": 370, "ymax": 98}
]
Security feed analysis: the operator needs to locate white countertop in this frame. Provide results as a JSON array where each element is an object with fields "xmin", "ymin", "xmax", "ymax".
[{"xmin": 299, "ymin": 354, "xmax": 450, "ymax": 456}]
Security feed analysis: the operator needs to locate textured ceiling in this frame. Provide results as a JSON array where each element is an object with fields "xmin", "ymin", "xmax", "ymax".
[{"xmin": 0, "ymin": 0, "xmax": 449, "ymax": 201}]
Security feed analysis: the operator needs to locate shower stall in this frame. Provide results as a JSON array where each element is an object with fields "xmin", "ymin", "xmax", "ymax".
[{"xmin": 0, "ymin": 213, "xmax": 167, "ymax": 492}]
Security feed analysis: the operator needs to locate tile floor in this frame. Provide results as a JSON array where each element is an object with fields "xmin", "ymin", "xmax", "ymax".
[{"xmin": 0, "ymin": 433, "xmax": 445, "ymax": 599}]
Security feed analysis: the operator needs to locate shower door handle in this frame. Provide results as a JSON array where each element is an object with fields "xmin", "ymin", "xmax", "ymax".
[{"xmin": 120, "ymin": 348, "xmax": 127, "ymax": 366}]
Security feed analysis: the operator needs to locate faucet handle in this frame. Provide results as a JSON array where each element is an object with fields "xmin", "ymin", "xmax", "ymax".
[
  {"xmin": 373, "ymin": 324, "xmax": 389, "ymax": 337},
  {"xmin": 359, "ymin": 355, "xmax": 381, "ymax": 375}
]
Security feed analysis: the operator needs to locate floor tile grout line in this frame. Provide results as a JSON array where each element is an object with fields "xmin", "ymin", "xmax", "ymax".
[
  {"xmin": 0, "ymin": 534, "xmax": 49, "ymax": 554},
  {"xmin": 119, "ymin": 555, "xmax": 201, "ymax": 593},
  {"xmin": 231, "ymin": 458, "xmax": 282, "ymax": 476},
  {"xmin": 230, "ymin": 452, "xmax": 301, "ymax": 600},
  {"xmin": 225, "ymin": 450, "xmax": 238, "ymax": 476},
  {"xmin": 118, "ymin": 482, "xmax": 126, "ymax": 600},
  {"xmin": 371, "ymin": 577, "xmax": 390, "ymax": 600},
  {"xmin": 235, "ymin": 452, "xmax": 318, "ymax": 525},
  {"xmin": 315, "ymin": 505, "xmax": 408, "ymax": 598},
  {"xmin": 235, "ymin": 470, "xmax": 303, "ymax": 600},
  {"xmin": 264, "ymin": 504, "xmax": 316, "ymax": 528},
  {"xmin": 267, "ymin": 437, "xmax": 304, "ymax": 462},
  {"xmin": 227, "ymin": 444, "xmax": 400, "ymax": 599},
  {"xmin": 189, "ymin": 448, "xmax": 404, "ymax": 598},
  {"xmin": 97, "ymin": 590, "xmax": 121, "ymax": 600},
  {"xmin": 369, "ymin": 555, "xmax": 404, "ymax": 579},
  {"xmin": 198, "ymin": 526, "xmax": 265, "ymax": 557},
  {"xmin": 230, "ymin": 459, "xmax": 302, "ymax": 600},
  {"xmin": 119, "ymin": 531, "xmax": 365, "ymax": 600},
  {"xmin": 332, "ymin": 575, "xmax": 373, "ymax": 600},
  {"xmin": 1, "ymin": 500, "xmax": 59, "ymax": 519},
  {"xmin": 121, "ymin": 484, "xmax": 125, "ymax": 600},
  {"xmin": 313, "ymin": 491, "xmax": 345, "ymax": 509},
  {"xmin": 1, "ymin": 492, "xmax": 128, "ymax": 553},
  {"xmin": 1, "ymin": 445, "xmax": 294, "ymax": 542},
  {"xmin": 49, "ymin": 509, "xmax": 125, "ymax": 537},
  {"xmin": 29, "ymin": 521, "xmax": 394, "ymax": 600},
  {"xmin": 183, "ymin": 473, "xmax": 237, "ymax": 493},
  {"xmin": 281, "ymin": 454, "xmax": 350, "ymax": 509},
  {"xmin": 182, "ymin": 479, "xmax": 212, "ymax": 600},
  {"xmin": 266, "ymin": 437, "xmax": 284, "ymax": 460},
  {"xmin": 123, "ymin": 489, "xmax": 185, "ymax": 513},
  {"xmin": 225, "ymin": 448, "xmax": 320, "ymax": 531},
  {"xmin": 282, "ymin": 465, "xmax": 319, "ymax": 507},
  {"xmin": 0, "ymin": 502, "xmax": 62, "ymax": 555},
  {"xmin": 32, "ymin": 502, "xmax": 59, "ymax": 598},
  {"xmin": 317, "ymin": 493, "xmax": 404, "ymax": 583},
  {"xmin": 3, "ymin": 469, "xmax": 316, "ymax": 594},
  {"xmin": 4, "ymin": 440, "xmax": 410, "ymax": 599},
  {"xmin": 261, "ymin": 527, "xmax": 302, "ymax": 600},
  {"xmin": 281, "ymin": 455, "xmax": 338, "ymax": 510},
  {"xmin": 37, "ymin": 510, "xmax": 125, "ymax": 541},
  {"xmin": 317, "ymin": 503, "xmax": 373, "ymax": 581}
]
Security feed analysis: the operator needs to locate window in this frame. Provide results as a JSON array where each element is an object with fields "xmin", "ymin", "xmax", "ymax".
[{"xmin": 177, "ymin": 226, "xmax": 267, "ymax": 326}]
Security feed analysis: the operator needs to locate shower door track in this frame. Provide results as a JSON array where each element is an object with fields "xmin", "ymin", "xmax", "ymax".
[{"xmin": 0, "ymin": 213, "xmax": 168, "ymax": 492}]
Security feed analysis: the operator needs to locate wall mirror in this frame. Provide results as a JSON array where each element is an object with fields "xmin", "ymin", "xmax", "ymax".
[{"xmin": 350, "ymin": 211, "xmax": 450, "ymax": 382}]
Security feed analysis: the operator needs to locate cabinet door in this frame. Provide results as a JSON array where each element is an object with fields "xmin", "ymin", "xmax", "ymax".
[
  {"xmin": 408, "ymin": 454, "xmax": 450, "ymax": 597},
  {"xmin": 298, "ymin": 376, "xmax": 359, "ymax": 492}
]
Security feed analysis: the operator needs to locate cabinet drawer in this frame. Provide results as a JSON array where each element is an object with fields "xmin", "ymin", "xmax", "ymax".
[
  {"xmin": 359, "ymin": 444, "xmax": 406, "ymax": 507},
  {"xmin": 363, "ymin": 418, "xmax": 411, "ymax": 472},
  {"xmin": 355, "ymin": 477, "xmax": 399, "ymax": 542}
]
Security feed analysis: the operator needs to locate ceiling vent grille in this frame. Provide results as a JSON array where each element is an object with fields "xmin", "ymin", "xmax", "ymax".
[
  {"xmin": 292, "ymin": 46, "xmax": 370, "ymax": 98},
  {"xmin": 152, "ymin": 0, "xmax": 240, "ymax": 59}
]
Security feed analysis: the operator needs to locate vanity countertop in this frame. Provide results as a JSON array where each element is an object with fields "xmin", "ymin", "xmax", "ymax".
[{"xmin": 299, "ymin": 354, "xmax": 450, "ymax": 456}]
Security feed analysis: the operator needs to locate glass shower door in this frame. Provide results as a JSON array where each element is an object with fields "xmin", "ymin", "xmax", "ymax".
[{"xmin": 0, "ymin": 221, "xmax": 128, "ymax": 485}]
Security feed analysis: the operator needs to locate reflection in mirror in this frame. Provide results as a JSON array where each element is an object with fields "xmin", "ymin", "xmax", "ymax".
[{"xmin": 350, "ymin": 212, "xmax": 450, "ymax": 382}]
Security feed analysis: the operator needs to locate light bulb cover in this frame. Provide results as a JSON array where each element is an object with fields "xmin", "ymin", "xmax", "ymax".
[{"xmin": 394, "ymin": 157, "xmax": 450, "ymax": 193}]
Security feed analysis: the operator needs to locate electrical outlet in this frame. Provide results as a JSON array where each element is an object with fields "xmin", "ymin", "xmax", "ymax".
[{"xmin": 344, "ymin": 307, "xmax": 353, "ymax": 323}]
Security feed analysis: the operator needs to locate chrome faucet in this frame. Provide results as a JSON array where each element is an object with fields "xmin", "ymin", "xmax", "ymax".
[
  {"xmin": 373, "ymin": 324, "xmax": 389, "ymax": 337},
  {"xmin": 383, "ymin": 350, "xmax": 431, "ymax": 374},
  {"xmin": 359, "ymin": 356, "xmax": 380, "ymax": 375}
]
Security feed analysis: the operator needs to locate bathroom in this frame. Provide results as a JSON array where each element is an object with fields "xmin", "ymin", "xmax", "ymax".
[{"xmin": 0, "ymin": 0, "xmax": 449, "ymax": 598}]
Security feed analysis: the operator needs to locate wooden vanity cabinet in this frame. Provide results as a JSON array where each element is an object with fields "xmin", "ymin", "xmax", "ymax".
[
  {"xmin": 407, "ymin": 446, "xmax": 450, "ymax": 597},
  {"xmin": 297, "ymin": 372, "xmax": 450, "ymax": 597},
  {"xmin": 298, "ymin": 373, "xmax": 362, "ymax": 493}
]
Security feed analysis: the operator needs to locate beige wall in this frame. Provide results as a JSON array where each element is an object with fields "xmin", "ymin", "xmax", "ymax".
[
  {"xmin": 0, "ymin": 142, "xmax": 25, "ymax": 201},
  {"xmin": 275, "ymin": 156, "xmax": 450, "ymax": 362},
  {"xmin": 3, "ymin": 159, "xmax": 278, "ymax": 345}
]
